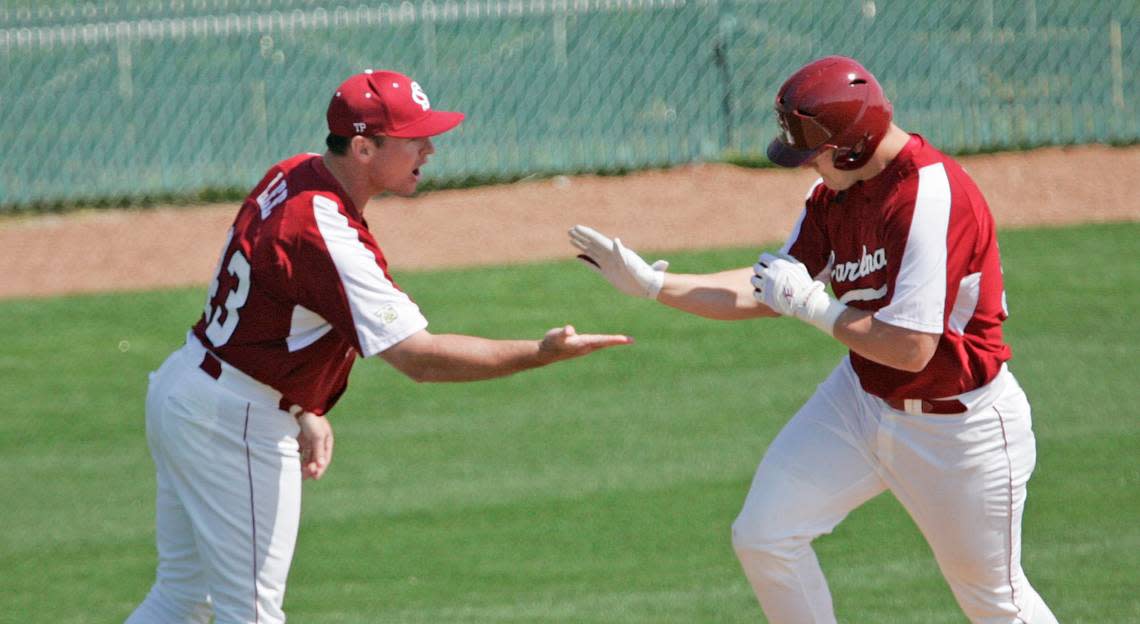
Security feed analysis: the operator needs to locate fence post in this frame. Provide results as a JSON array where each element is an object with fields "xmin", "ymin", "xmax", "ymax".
[
  {"xmin": 116, "ymin": 38, "xmax": 133, "ymax": 100},
  {"xmin": 1109, "ymin": 18, "xmax": 1124, "ymax": 110},
  {"xmin": 552, "ymin": 12, "xmax": 567, "ymax": 68},
  {"xmin": 713, "ymin": 3, "xmax": 733, "ymax": 153}
]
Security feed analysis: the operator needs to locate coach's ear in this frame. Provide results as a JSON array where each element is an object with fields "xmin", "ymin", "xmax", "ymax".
[{"xmin": 349, "ymin": 135, "xmax": 373, "ymax": 160}]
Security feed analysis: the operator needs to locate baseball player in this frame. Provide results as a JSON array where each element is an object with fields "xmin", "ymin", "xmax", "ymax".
[
  {"xmin": 126, "ymin": 69, "xmax": 631, "ymax": 624},
  {"xmin": 570, "ymin": 56, "xmax": 1057, "ymax": 622}
]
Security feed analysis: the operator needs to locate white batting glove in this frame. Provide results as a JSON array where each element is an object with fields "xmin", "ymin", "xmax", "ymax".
[
  {"xmin": 569, "ymin": 225, "xmax": 668, "ymax": 299},
  {"xmin": 751, "ymin": 252, "xmax": 847, "ymax": 335}
]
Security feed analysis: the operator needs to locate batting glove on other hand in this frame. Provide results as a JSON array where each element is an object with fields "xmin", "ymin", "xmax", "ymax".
[
  {"xmin": 751, "ymin": 252, "xmax": 847, "ymax": 335},
  {"xmin": 569, "ymin": 225, "xmax": 668, "ymax": 299}
]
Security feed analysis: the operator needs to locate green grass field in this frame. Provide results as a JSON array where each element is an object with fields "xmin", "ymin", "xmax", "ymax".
[{"xmin": 1, "ymin": 223, "xmax": 1137, "ymax": 623}]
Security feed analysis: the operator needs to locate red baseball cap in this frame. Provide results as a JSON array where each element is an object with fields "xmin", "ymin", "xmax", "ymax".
[{"xmin": 326, "ymin": 69, "xmax": 465, "ymax": 138}]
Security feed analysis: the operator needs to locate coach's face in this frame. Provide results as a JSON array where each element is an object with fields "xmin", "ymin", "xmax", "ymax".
[
  {"xmin": 368, "ymin": 135, "xmax": 435, "ymax": 197},
  {"xmin": 807, "ymin": 149, "xmax": 859, "ymax": 192}
]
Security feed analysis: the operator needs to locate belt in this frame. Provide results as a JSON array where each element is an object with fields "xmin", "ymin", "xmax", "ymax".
[
  {"xmin": 885, "ymin": 397, "xmax": 967, "ymax": 415},
  {"xmin": 199, "ymin": 350, "xmax": 223, "ymax": 379},
  {"xmin": 197, "ymin": 349, "xmax": 295, "ymax": 413}
]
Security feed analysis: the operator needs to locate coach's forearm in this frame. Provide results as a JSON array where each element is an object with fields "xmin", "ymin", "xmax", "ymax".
[
  {"xmin": 381, "ymin": 332, "xmax": 548, "ymax": 383},
  {"xmin": 657, "ymin": 268, "xmax": 778, "ymax": 320},
  {"xmin": 831, "ymin": 309, "xmax": 940, "ymax": 373}
]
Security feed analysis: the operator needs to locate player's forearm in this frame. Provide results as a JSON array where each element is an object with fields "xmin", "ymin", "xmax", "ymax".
[
  {"xmin": 751, "ymin": 256, "xmax": 937, "ymax": 371},
  {"xmin": 386, "ymin": 333, "xmax": 548, "ymax": 383},
  {"xmin": 832, "ymin": 309, "xmax": 939, "ymax": 372},
  {"xmin": 657, "ymin": 268, "xmax": 778, "ymax": 320}
]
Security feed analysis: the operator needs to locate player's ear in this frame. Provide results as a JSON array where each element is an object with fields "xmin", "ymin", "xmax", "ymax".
[{"xmin": 349, "ymin": 135, "xmax": 372, "ymax": 160}]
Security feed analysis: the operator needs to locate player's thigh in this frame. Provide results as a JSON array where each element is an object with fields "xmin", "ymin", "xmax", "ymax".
[
  {"xmin": 145, "ymin": 356, "xmax": 212, "ymax": 602},
  {"xmin": 734, "ymin": 365, "xmax": 886, "ymax": 544},
  {"xmin": 162, "ymin": 393, "xmax": 300, "ymax": 623},
  {"xmin": 211, "ymin": 402, "xmax": 302, "ymax": 623},
  {"xmin": 151, "ymin": 461, "xmax": 212, "ymax": 600},
  {"xmin": 886, "ymin": 386, "xmax": 1037, "ymax": 585}
]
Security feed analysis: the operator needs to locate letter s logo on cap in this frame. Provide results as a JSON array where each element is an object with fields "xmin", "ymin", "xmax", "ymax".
[{"xmin": 410, "ymin": 81, "xmax": 431, "ymax": 111}]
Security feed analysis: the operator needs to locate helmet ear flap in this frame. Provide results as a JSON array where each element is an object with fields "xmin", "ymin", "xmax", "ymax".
[{"xmin": 833, "ymin": 135, "xmax": 868, "ymax": 169}]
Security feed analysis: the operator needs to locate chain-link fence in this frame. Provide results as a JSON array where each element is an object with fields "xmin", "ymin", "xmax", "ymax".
[{"xmin": 1, "ymin": 0, "xmax": 1136, "ymax": 211}]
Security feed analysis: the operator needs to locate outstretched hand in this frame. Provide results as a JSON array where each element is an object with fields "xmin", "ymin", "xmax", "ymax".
[
  {"xmin": 296, "ymin": 411, "xmax": 334, "ymax": 480},
  {"xmin": 569, "ymin": 225, "xmax": 669, "ymax": 299},
  {"xmin": 539, "ymin": 324, "xmax": 633, "ymax": 362}
]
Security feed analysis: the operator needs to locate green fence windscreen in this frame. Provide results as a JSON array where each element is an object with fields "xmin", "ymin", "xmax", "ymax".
[{"xmin": 1, "ymin": 1, "xmax": 1136, "ymax": 210}]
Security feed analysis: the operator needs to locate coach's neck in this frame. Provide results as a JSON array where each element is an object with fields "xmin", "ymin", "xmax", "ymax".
[{"xmin": 322, "ymin": 151, "xmax": 374, "ymax": 213}]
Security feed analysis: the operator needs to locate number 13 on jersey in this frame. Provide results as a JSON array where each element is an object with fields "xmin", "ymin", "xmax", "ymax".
[{"xmin": 203, "ymin": 228, "xmax": 251, "ymax": 346}]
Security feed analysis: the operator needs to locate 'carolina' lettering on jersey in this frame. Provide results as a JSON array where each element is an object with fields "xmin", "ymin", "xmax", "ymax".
[{"xmin": 831, "ymin": 245, "xmax": 887, "ymax": 283}]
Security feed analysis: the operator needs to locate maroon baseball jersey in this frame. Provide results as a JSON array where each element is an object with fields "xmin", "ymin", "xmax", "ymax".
[
  {"xmin": 782, "ymin": 135, "xmax": 1010, "ymax": 400},
  {"xmin": 192, "ymin": 153, "xmax": 428, "ymax": 415}
]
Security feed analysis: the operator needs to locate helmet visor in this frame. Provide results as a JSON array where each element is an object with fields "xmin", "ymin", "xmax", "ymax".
[{"xmin": 767, "ymin": 109, "xmax": 833, "ymax": 167}]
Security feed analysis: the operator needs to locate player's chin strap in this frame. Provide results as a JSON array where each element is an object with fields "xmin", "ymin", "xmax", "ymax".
[{"xmin": 751, "ymin": 252, "xmax": 848, "ymax": 336}]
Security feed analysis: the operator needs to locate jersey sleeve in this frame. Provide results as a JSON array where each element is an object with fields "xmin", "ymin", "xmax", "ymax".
[
  {"xmin": 780, "ymin": 180, "xmax": 832, "ymax": 278},
  {"xmin": 291, "ymin": 193, "xmax": 428, "ymax": 358},
  {"xmin": 873, "ymin": 163, "xmax": 952, "ymax": 333}
]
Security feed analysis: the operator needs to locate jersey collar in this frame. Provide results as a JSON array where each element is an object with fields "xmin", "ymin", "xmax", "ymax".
[
  {"xmin": 311, "ymin": 155, "xmax": 364, "ymax": 222},
  {"xmin": 857, "ymin": 133, "xmax": 923, "ymax": 195}
]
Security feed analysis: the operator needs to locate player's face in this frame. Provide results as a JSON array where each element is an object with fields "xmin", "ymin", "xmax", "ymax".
[
  {"xmin": 370, "ymin": 136, "xmax": 435, "ymax": 197},
  {"xmin": 806, "ymin": 149, "xmax": 859, "ymax": 191}
]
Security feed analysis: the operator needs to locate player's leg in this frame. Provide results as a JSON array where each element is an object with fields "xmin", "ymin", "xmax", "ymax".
[
  {"xmin": 126, "ymin": 356, "xmax": 213, "ymax": 623},
  {"xmin": 125, "ymin": 466, "xmax": 214, "ymax": 623},
  {"xmin": 163, "ymin": 388, "xmax": 302, "ymax": 624},
  {"xmin": 880, "ymin": 369, "xmax": 1057, "ymax": 623},
  {"xmin": 732, "ymin": 359, "xmax": 887, "ymax": 623},
  {"xmin": 204, "ymin": 400, "xmax": 301, "ymax": 624}
]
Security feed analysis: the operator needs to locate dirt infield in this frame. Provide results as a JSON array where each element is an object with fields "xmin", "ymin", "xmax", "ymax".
[{"xmin": 2, "ymin": 144, "xmax": 1137, "ymax": 299}]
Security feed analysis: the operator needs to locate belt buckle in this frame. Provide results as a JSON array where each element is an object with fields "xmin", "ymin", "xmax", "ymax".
[{"xmin": 887, "ymin": 397, "xmax": 966, "ymax": 415}]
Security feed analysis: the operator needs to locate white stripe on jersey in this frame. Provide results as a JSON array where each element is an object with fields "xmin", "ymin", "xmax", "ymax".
[
  {"xmin": 948, "ymin": 272, "xmax": 981, "ymax": 335},
  {"xmin": 286, "ymin": 304, "xmax": 333, "ymax": 353},
  {"xmin": 839, "ymin": 285, "xmax": 888, "ymax": 304},
  {"xmin": 874, "ymin": 162, "xmax": 951, "ymax": 333},
  {"xmin": 778, "ymin": 178, "xmax": 825, "ymax": 257},
  {"xmin": 779, "ymin": 212, "xmax": 805, "ymax": 257},
  {"xmin": 312, "ymin": 195, "xmax": 428, "ymax": 357}
]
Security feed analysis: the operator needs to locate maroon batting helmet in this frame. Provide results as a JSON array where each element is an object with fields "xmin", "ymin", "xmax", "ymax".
[{"xmin": 766, "ymin": 56, "xmax": 893, "ymax": 171}]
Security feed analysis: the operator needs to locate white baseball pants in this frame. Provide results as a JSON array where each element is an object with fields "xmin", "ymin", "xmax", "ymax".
[
  {"xmin": 731, "ymin": 358, "xmax": 1057, "ymax": 623},
  {"xmin": 127, "ymin": 336, "xmax": 302, "ymax": 623}
]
